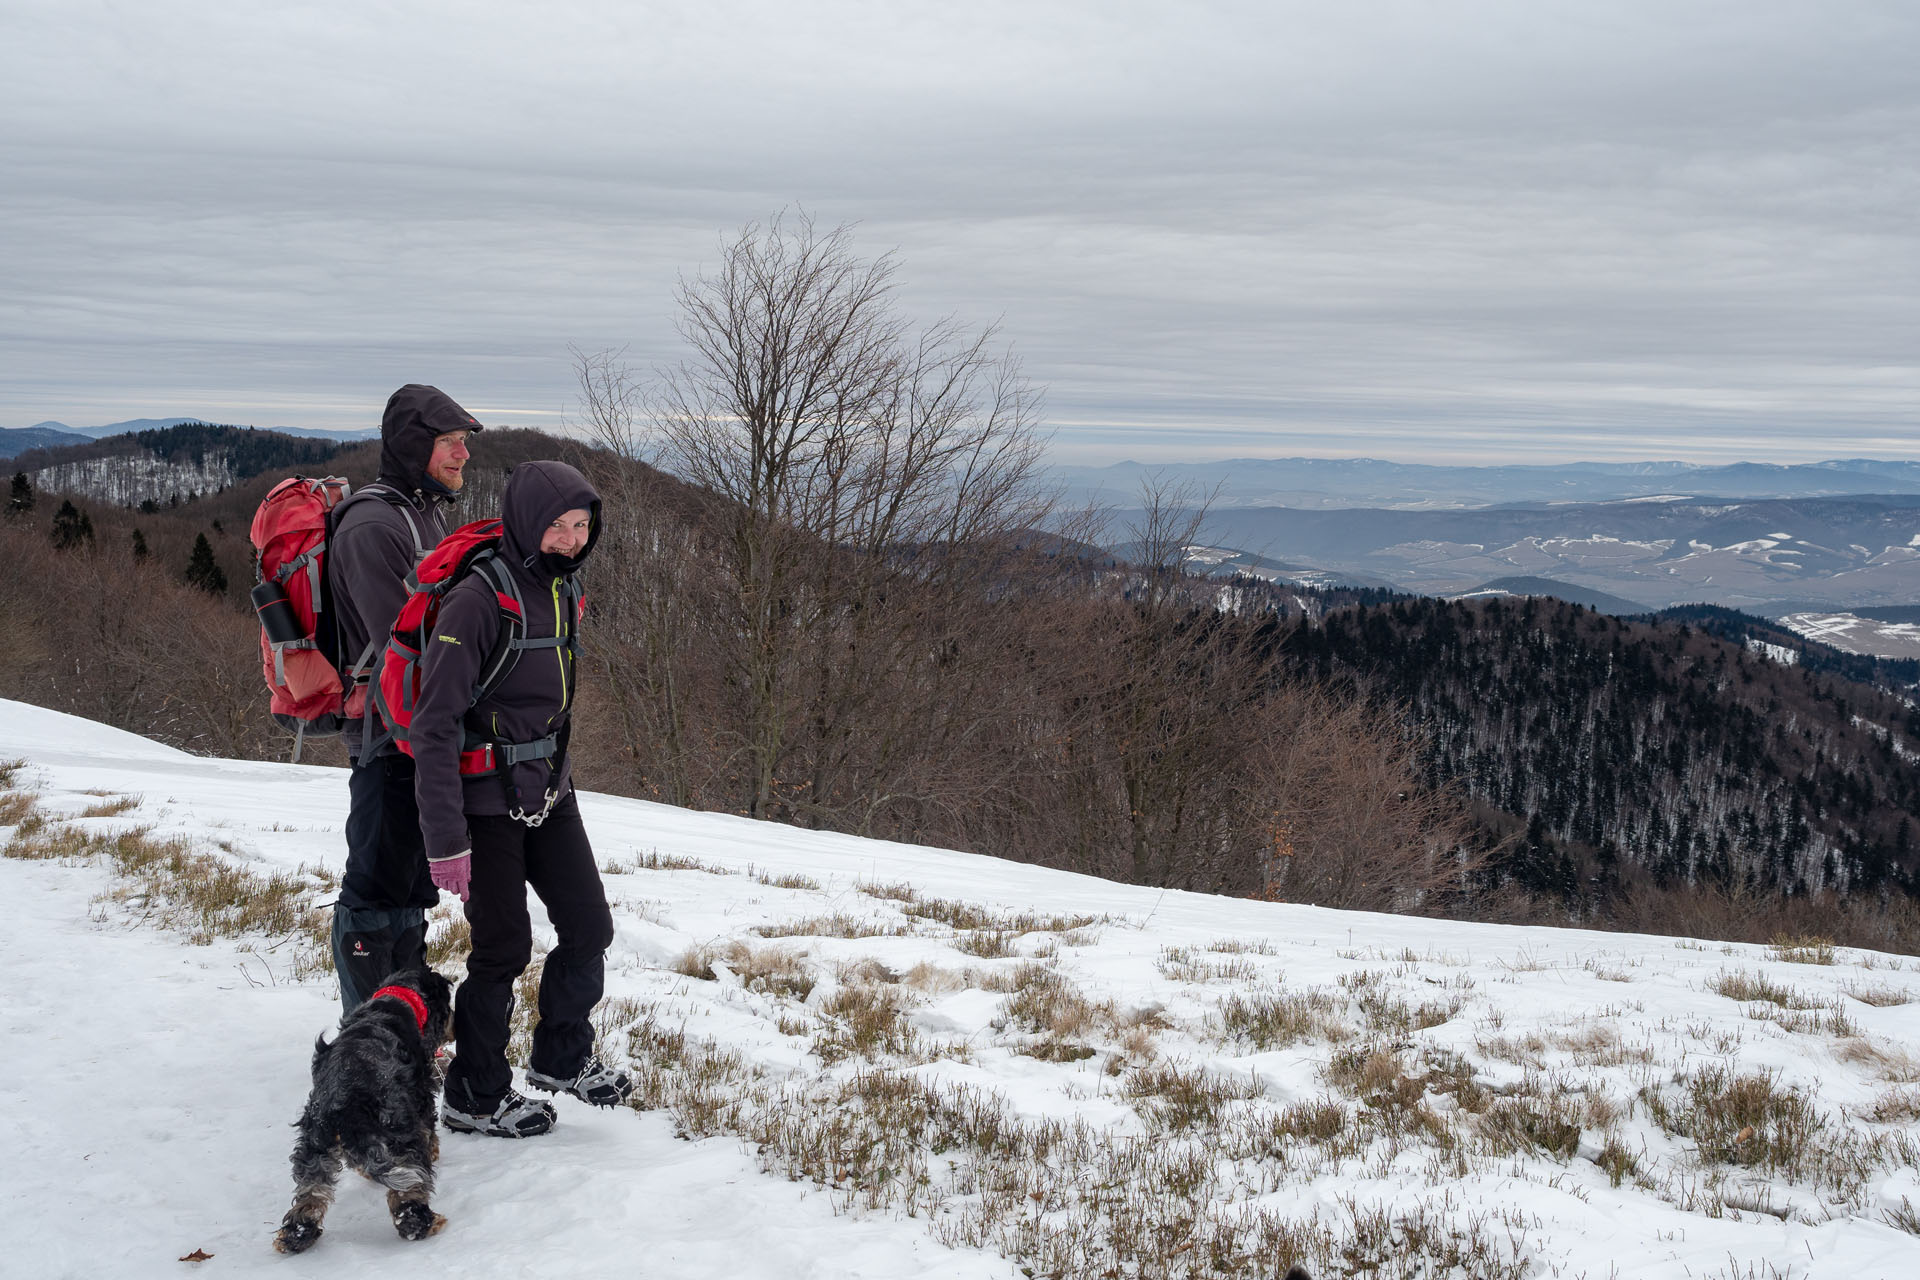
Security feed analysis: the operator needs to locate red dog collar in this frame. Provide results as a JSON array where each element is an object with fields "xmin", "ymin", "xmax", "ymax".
[{"xmin": 369, "ymin": 984, "xmax": 430, "ymax": 1033}]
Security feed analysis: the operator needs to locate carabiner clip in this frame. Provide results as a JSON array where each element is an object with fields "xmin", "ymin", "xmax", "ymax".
[{"xmin": 509, "ymin": 787, "xmax": 560, "ymax": 828}]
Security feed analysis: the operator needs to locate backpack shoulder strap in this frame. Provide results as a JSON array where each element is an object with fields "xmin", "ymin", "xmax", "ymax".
[
  {"xmin": 327, "ymin": 481, "xmax": 431, "ymax": 696},
  {"xmin": 467, "ymin": 555, "xmax": 528, "ymax": 705},
  {"xmin": 333, "ymin": 480, "xmax": 428, "ymax": 563}
]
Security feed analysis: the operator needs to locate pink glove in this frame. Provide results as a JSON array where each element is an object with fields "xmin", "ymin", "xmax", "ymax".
[{"xmin": 430, "ymin": 850, "xmax": 472, "ymax": 902}]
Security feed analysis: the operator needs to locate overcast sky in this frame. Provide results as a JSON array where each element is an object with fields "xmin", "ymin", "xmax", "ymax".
[{"xmin": 3, "ymin": 0, "xmax": 1915, "ymax": 464}]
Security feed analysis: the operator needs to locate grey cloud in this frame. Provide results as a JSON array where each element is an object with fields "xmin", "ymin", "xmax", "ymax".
[{"xmin": 2, "ymin": 1, "xmax": 1915, "ymax": 462}]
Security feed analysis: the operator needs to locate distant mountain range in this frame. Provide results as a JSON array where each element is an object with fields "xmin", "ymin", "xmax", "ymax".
[
  {"xmin": 4, "ymin": 417, "xmax": 377, "ymax": 457},
  {"xmin": 1056, "ymin": 456, "xmax": 1920, "ymax": 509},
  {"xmin": 17, "ymin": 424, "xmax": 1920, "ymax": 617},
  {"xmin": 0, "ymin": 425, "xmax": 90, "ymax": 458},
  {"xmin": 1174, "ymin": 494, "xmax": 1920, "ymax": 614}
]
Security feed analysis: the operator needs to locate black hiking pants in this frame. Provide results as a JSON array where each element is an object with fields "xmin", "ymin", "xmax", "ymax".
[
  {"xmin": 443, "ymin": 793, "xmax": 613, "ymax": 1112},
  {"xmin": 333, "ymin": 753, "xmax": 437, "ymax": 1012}
]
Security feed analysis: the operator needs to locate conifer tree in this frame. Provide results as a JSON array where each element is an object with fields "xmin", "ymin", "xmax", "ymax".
[
  {"xmin": 50, "ymin": 498, "xmax": 94, "ymax": 549},
  {"xmin": 183, "ymin": 532, "xmax": 226, "ymax": 593},
  {"xmin": 131, "ymin": 528, "xmax": 149, "ymax": 560},
  {"xmin": 6, "ymin": 471, "xmax": 31, "ymax": 515}
]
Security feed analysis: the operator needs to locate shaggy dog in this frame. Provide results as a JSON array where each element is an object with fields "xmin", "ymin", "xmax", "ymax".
[{"xmin": 273, "ymin": 967, "xmax": 455, "ymax": 1254}]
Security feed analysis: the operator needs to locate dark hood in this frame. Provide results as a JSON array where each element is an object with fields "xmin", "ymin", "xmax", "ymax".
[
  {"xmin": 502, "ymin": 460, "xmax": 602, "ymax": 579},
  {"xmin": 378, "ymin": 384, "xmax": 483, "ymax": 496}
]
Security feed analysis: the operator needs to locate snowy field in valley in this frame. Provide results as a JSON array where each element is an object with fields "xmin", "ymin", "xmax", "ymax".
[
  {"xmin": 3, "ymin": 699, "xmax": 1919, "ymax": 1279},
  {"xmin": 1779, "ymin": 614, "xmax": 1920, "ymax": 661}
]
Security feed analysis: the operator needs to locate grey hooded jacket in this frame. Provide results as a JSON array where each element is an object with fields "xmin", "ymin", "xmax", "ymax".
[
  {"xmin": 410, "ymin": 459, "xmax": 602, "ymax": 862},
  {"xmin": 330, "ymin": 385, "xmax": 480, "ymax": 757}
]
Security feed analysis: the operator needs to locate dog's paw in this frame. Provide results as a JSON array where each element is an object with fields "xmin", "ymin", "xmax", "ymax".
[
  {"xmin": 392, "ymin": 1201, "xmax": 447, "ymax": 1241},
  {"xmin": 272, "ymin": 1221, "xmax": 322, "ymax": 1254}
]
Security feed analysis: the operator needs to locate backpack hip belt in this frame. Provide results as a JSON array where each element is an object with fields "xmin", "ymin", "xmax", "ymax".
[
  {"xmin": 455, "ymin": 729, "xmax": 558, "ymax": 776},
  {"xmin": 458, "ymin": 729, "xmax": 564, "ymax": 826}
]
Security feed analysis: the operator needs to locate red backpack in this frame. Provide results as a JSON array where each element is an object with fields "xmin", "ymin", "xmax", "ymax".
[
  {"xmin": 248, "ymin": 476, "xmax": 353, "ymax": 754},
  {"xmin": 249, "ymin": 477, "xmax": 431, "ymax": 760},
  {"xmin": 371, "ymin": 518, "xmax": 582, "ymax": 785}
]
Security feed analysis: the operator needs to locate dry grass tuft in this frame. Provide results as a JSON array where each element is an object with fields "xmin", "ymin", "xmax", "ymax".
[
  {"xmin": 609, "ymin": 849, "xmax": 733, "ymax": 875},
  {"xmin": 1003, "ymin": 963, "xmax": 1098, "ymax": 1039},
  {"xmin": 1477, "ymin": 1033, "xmax": 1547, "ymax": 1068},
  {"xmin": 1552, "ymin": 1024, "xmax": 1655, "ymax": 1067},
  {"xmin": 78, "ymin": 794, "xmax": 141, "ymax": 819},
  {"xmin": 678, "ymin": 940, "xmax": 819, "ymax": 1001},
  {"xmin": 953, "ymin": 929, "xmax": 1017, "ymax": 958},
  {"xmin": 736, "ymin": 946, "xmax": 817, "ymax": 1000},
  {"xmin": 1595, "ymin": 1135, "xmax": 1641, "ymax": 1187},
  {"xmin": 1020, "ymin": 1039, "xmax": 1098, "ymax": 1063},
  {"xmin": 1216, "ymin": 988, "xmax": 1344, "ymax": 1050},
  {"xmin": 1325, "ymin": 1047, "xmax": 1436, "ymax": 1124},
  {"xmin": 1866, "ymin": 1087, "xmax": 1920, "ymax": 1125},
  {"xmin": 1842, "ymin": 979, "xmax": 1914, "ymax": 1007},
  {"xmin": 1642, "ymin": 1065, "xmax": 1825, "ymax": 1177},
  {"xmin": 0, "ymin": 788, "xmax": 34, "ymax": 828},
  {"xmin": 1206, "ymin": 937, "xmax": 1277, "ymax": 955},
  {"xmin": 1158, "ymin": 945, "xmax": 1260, "ymax": 983},
  {"xmin": 835, "ymin": 957, "xmax": 899, "ymax": 986},
  {"xmin": 590, "ymin": 994, "xmax": 648, "ymax": 1045},
  {"xmin": 425, "ymin": 910, "xmax": 472, "ymax": 969},
  {"xmin": 900, "ymin": 961, "xmax": 967, "ymax": 993},
  {"xmin": 754, "ymin": 912, "xmax": 909, "ymax": 940},
  {"xmin": 1836, "ymin": 1038, "xmax": 1920, "ymax": 1083},
  {"xmin": 1744, "ymin": 998, "xmax": 1859, "ymax": 1039},
  {"xmin": 814, "ymin": 981, "xmax": 917, "ymax": 1063},
  {"xmin": 1477, "ymin": 1089, "xmax": 1583, "ymax": 1161},
  {"xmin": 903, "ymin": 894, "xmax": 1100, "ymax": 935},
  {"xmin": 1124, "ymin": 1060, "xmax": 1262, "ymax": 1131},
  {"xmin": 1709, "ymin": 970, "xmax": 1814, "ymax": 1008},
  {"xmin": 1768, "ymin": 934, "xmax": 1837, "ymax": 965}
]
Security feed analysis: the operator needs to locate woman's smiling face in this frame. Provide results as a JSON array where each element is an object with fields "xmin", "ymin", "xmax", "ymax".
[{"xmin": 540, "ymin": 508, "xmax": 592, "ymax": 556}]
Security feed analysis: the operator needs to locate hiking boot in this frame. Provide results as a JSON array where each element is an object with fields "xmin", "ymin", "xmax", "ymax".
[
  {"xmin": 526, "ymin": 1054, "xmax": 635, "ymax": 1108},
  {"xmin": 441, "ymin": 1088, "xmax": 557, "ymax": 1138}
]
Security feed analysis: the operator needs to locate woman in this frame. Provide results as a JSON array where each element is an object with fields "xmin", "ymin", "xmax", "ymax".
[{"xmin": 411, "ymin": 458, "xmax": 632, "ymax": 1138}]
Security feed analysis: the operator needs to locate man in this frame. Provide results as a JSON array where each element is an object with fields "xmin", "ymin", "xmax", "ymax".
[{"xmin": 328, "ymin": 384, "xmax": 481, "ymax": 1011}]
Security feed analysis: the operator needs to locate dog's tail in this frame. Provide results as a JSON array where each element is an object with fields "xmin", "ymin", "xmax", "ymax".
[{"xmin": 308, "ymin": 1031, "xmax": 333, "ymax": 1077}]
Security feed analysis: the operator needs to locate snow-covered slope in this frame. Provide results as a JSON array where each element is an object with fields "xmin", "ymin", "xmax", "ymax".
[
  {"xmin": 3, "ymin": 700, "xmax": 1918, "ymax": 1279},
  {"xmin": 1780, "ymin": 612, "xmax": 1920, "ymax": 661}
]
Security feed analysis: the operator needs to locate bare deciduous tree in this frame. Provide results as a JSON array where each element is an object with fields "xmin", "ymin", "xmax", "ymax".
[{"xmin": 590, "ymin": 213, "xmax": 1054, "ymax": 824}]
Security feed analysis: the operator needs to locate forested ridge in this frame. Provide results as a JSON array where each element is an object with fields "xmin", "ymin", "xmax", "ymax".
[
  {"xmin": 1647, "ymin": 602, "xmax": 1920, "ymax": 693},
  {"xmin": 11, "ymin": 423, "xmax": 346, "ymax": 508},
  {"xmin": 1283, "ymin": 593, "xmax": 1920, "ymax": 915}
]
